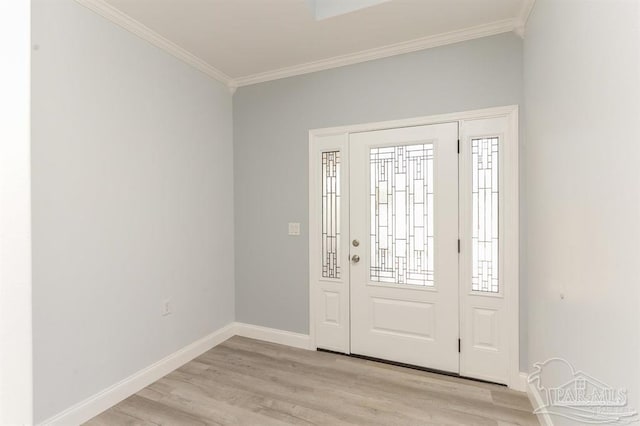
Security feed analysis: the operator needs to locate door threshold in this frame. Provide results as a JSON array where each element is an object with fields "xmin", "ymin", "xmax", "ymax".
[{"xmin": 317, "ymin": 349, "xmax": 506, "ymax": 387}]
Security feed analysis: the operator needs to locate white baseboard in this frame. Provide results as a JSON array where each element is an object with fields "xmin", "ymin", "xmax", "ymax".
[
  {"xmin": 510, "ymin": 371, "xmax": 528, "ymax": 392},
  {"xmin": 43, "ymin": 322, "xmax": 531, "ymax": 425},
  {"xmin": 40, "ymin": 322, "xmax": 237, "ymax": 426},
  {"xmin": 526, "ymin": 379, "xmax": 554, "ymax": 426},
  {"xmin": 232, "ymin": 322, "xmax": 312, "ymax": 350}
]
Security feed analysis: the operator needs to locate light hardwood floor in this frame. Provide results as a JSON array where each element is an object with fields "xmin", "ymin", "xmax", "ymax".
[{"xmin": 86, "ymin": 336, "xmax": 538, "ymax": 425}]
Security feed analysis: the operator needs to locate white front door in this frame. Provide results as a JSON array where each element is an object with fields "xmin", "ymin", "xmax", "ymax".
[
  {"xmin": 309, "ymin": 108, "xmax": 519, "ymax": 386},
  {"xmin": 349, "ymin": 123, "xmax": 459, "ymax": 372}
]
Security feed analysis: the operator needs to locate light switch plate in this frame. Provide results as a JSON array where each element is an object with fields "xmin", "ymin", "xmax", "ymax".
[{"xmin": 288, "ymin": 222, "xmax": 301, "ymax": 236}]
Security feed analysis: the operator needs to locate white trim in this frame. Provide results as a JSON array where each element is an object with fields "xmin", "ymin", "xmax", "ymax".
[
  {"xmin": 39, "ymin": 323, "xmax": 237, "ymax": 426},
  {"xmin": 505, "ymin": 108, "xmax": 521, "ymax": 391},
  {"xmin": 73, "ymin": 0, "xmax": 233, "ymax": 86},
  {"xmin": 233, "ymin": 322, "xmax": 313, "ymax": 350},
  {"xmin": 308, "ymin": 142, "xmax": 317, "ymax": 352},
  {"xmin": 308, "ymin": 106, "xmax": 521, "ymax": 390},
  {"xmin": 71, "ymin": 1, "xmax": 526, "ymax": 89},
  {"xmin": 234, "ymin": 19, "xmax": 517, "ymax": 87},
  {"xmin": 37, "ymin": 319, "xmax": 526, "ymax": 425},
  {"xmin": 527, "ymin": 378, "xmax": 554, "ymax": 426},
  {"xmin": 0, "ymin": 1, "xmax": 33, "ymax": 423},
  {"xmin": 513, "ymin": 372, "xmax": 529, "ymax": 393},
  {"xmin": 311, "ymin": 106, "xmax": 518, "ymax": 137},
  {"xmin": 514, "ymin": 0, "xmax": 536, "ymax": 37}
]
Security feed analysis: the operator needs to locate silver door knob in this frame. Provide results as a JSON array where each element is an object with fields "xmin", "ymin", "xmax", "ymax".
[{"xmin": 351, "ymin": 254, "xmax": 360, "ymax": 263}]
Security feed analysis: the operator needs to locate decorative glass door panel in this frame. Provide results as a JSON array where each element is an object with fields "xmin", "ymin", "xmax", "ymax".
[
  {"xmin": 471, "ymin": 137, "xmax": 499, "ymax": 293},
  {"xmin": 370, "ymin": 144, "xmax": 435, "ymax": 286},
  {"xmin": 321, "ymin": 151, "xmax": 341, "ymax": 279}
]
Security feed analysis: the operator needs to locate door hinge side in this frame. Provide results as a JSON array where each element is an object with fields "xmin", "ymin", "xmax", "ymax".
[
  {"xmin": 458, "ymin": 338, "xmax": 461, "ymax": 353},
  {"xmin": 457, "ymin": 239, "xmax": 461, "ymax": 253},
  {"xmin": 457, "ymin": 139, "xmax": 460, "ymax": 154}
]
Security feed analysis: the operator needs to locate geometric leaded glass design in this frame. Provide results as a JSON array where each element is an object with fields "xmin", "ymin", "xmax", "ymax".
[
  {"xmin": 471, "ymin": 137, "xmax": 499, "ymax": 293},
  {"xmin": 321, "ymin": 151, "xmax": 341, "ymax": 279},
  {"xmin": 370, "ymin": 144, "xmax": 434, "ymax": 286}
]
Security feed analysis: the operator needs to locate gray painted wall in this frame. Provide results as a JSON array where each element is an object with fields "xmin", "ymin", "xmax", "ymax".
[
  {"xmin": 524, "ymin": 0, "xmax": 640, "ymax": 419},
  {"xmin": 31, "ymin": 0, "xmax": 234, "ymax": 421},
  {"xmin": 233, "ymin": 33, "xmax": 527, "ymax": 369}
]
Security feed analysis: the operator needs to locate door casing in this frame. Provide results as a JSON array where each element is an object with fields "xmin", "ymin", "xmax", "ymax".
[{"xmin": 308, "ymin": 105, "xmax": 520, "ymax": 389}]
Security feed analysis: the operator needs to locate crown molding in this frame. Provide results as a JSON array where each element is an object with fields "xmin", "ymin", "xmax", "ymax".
[
  {"xmin": 514, "ymin": 0, "xmax": 536, "ymax": 38},
  {"xmin": 74, "ymin": 0, "xmax": 527, "ymax": 91},
  {"xmin": 233, "ymin": 18, "xmax": 518, "ymax": 87},
  {"xmin": 73, "ymin": 0, "xmax": 234, "ymax": 87}
]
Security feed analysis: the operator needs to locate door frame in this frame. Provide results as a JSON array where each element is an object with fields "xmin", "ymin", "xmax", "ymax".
[{"xmin": 308, "ymin": 105, "xmax": 520, "ymax": 389}]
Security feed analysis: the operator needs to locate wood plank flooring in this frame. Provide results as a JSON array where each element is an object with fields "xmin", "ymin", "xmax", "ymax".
[{"xmin": 86, "ymin": 336, "xmax": 538, "ymax": 425}]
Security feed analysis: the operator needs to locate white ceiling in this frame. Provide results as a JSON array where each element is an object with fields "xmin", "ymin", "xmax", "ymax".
[{"xmin": 91, "ymin": 0, "xmax": 533, "ymax": 87}]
